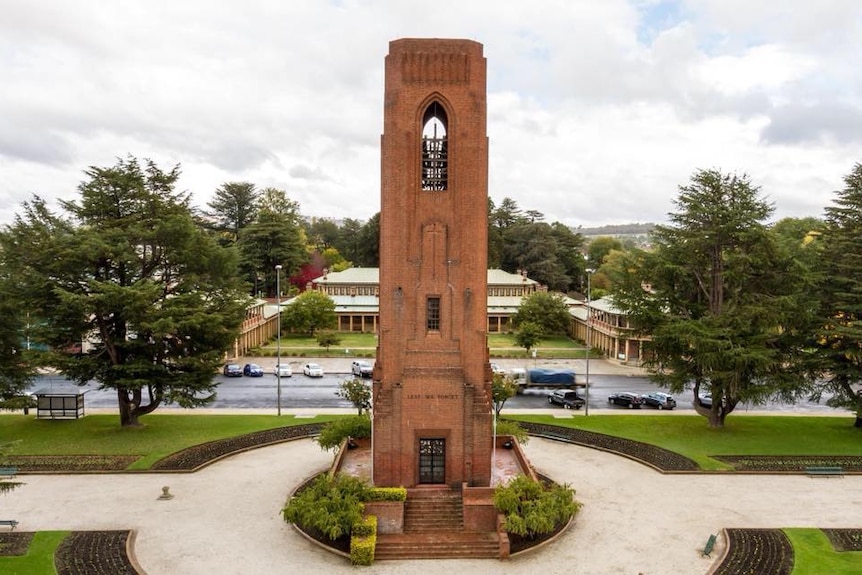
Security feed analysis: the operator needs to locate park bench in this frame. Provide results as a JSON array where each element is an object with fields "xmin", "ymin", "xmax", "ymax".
[
  {"xmin": 805, "ymin": 466, "xmax": 844, "ymax": 478},
  {"xmin": 0, "ymin": 519, "xmax": 19, "ymax": 531},
  {"xmin": 0, "ymin": 467, "xmax": 18, "ymax": 477},
  {"xmin": 702, "ymin": 533, "xmax": 717, "ymax": 558}
]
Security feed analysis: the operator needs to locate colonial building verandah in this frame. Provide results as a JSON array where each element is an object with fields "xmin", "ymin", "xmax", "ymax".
[
  {"xmin": 310, "ymin": 267, "xmax": 540, "ymax": 334},
  {"xmin": 569, "ymin": 296, "xmax": 650, "ymax": 366}
]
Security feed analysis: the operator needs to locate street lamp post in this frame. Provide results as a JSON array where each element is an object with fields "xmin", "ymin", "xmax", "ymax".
[
  {"xmin": 275, "ymin": 264, "xmax": 283, "ymax": 417},
  {"xmin": 585, "ymin": 268, "xmax": 594, "ymax": 416}
]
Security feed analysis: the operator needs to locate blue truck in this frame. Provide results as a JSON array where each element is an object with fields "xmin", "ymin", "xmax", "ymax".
[{"xmin": 510, "ymin": 367, "xmax": 580, "ymax": 393}]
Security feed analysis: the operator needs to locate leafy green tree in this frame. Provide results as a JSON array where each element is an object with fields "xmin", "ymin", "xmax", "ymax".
[
  {"xmin": 550, "ymin": 222, "xmax": 587, "ymax": 292},
  {"xmin": 336, "ymin": 377, "xmax": 372, "ymax": 415},
  {"xmin": 0, "ymin": 157, "xmax": 249, "ymax": 427},
  {"xmin": 282, "ymin": 290, "xmax": 336, "ymax": 336},
  {"xmin": 238, "ymin": 206, "xmax": 308, "ymax": 298},
  {"xmin": 0, "ymin": 275, "xmax": 33, "ymax": 404},
  {"xmin": 205, "ymin": 181, "xmax": 259, "ymax": 243},
  {"xmin": 501, "ymin": 222, "xmax": 569, "ymax": 291},
  {"xmin": 512, "ymin": 292, "xmax": 571, "ymax": 335},
  {"xmin": 316, "ymin": 332, "xmax": 342, "ymax": 352},
  {"xmin": 355, "ymin": 213, "xmax": 380, "ymax": 267},
  {"xmin": 334, "ymin": 218, "xmax": 364, "ymax": 265},
  {"xmin": 514, "ymin": 321, "xmax": 542, "ymax": 355},
  {"xmin": 587, "ymin": 236, "xmax": 623, "ymax": 267},
  {"xmin": 491, "ymin": 372, "xmax": 519, "ymax": 417},
  {"xmin": 610, "ymin": 169, "xmax": 814, "ymax": 427},
  {"xmin": 814, "ymin": 163, "xmax": 862, "ymax": 427}
]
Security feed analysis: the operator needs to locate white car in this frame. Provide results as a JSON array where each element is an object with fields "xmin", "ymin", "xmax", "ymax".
[
  {"xmin": 303, "ymin": 363, "xmax": 324, "ymax": 377},
  {"xmin": 273, "ymin": 363, "xmax": 292, "ymax": 377},
  {"xmin": 490, "ymin": 363, "xmax": 506, "ymax": 375}
]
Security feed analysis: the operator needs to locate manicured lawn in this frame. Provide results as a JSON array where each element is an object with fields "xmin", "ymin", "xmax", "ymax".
[
  {"xmin": 785, "ymin": 529, "xmax": 862, "ymax": 575},
  {"xmin": 0, "ymin": 414, "xmax": 339, "ymax": 470},
  {"xmin": 0, "ymin": 531, "xmax": 68, "ymax": 574},
  {"xmin": 506, "ymin": 414, "xmax": 862, "ymax": 470},
  {"xmin": 251, "ymin": 333, "xmax": 586, "ymax": 358}
]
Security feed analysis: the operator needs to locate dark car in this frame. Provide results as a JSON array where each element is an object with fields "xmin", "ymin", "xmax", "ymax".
[
  {"xmin": 548, "ymin": 389, "xmax": 585, "ymax": 410},
  {"xmin": 351, "ymin": 360, "xmax": 374, "ymax": 378},
  {"xmin": 243, "ymin": 363, "xmax": 264, "ymax": 377},
  {"xmin": 223, "ymin": 363, "xmax": 243, "ymax": 377},
  {"xmin": 608, "ymin": 392, "xmax": 643, "ymax": 408},
  {"xmin": 641, "ymin": 392, "xmax": 677, "ymax": 410}
]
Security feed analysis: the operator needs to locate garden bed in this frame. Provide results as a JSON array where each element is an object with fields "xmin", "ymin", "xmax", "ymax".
[
  {"xmin": 822, "ymin": 528, "xmax": 862, "ymax": 552},
  {"xmin": 516, "ymin": 421, "xmax": 700, "ymax": 471},
  {"xmin": 55, "ymin": 530, "xmax": 138, "ymax": 575},
  {"xmin": 713, "ymin": 455, "xmax": 862, "ymax": 472},
  {"xmin": 0, "ymin": 531, "xmax": 34, "ymax": 556},
  {"xmin": 714, "ymin": 528, "xmax": 794, "ymax": 575}
]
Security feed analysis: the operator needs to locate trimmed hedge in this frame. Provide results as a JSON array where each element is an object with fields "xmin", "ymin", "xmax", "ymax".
[
  {"xmin": 366, "ymin": 487, "xmax": 407, "ymax": 502},
  {"xmin": 350, "ymin": 515, "xmax": 377, "ymax": 566}
]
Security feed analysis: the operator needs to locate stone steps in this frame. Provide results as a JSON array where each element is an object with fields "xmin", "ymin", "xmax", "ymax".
[{"xmin": 375, "ymin": 531, "xmax": 500, "ymax": 560}]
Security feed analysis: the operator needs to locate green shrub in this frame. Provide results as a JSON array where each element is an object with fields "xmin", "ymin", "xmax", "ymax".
[
  {"xmin": 283, "ymin": 474, "xmax": 371, "ymax": 540},
  {"xmin": 366, "ymin": 487, "xmax": 407, "ymax": 502},
  {"xmin": 352, "ymin": 514, "xmax": 377, "ymax": 537},
  {"xmin": 350, "ymin": 532, "xmax": 376, "ymax": 565},
  {"xmin": 350, "ymin": 515, "xmax": 377, "ymax": 565},
  {"xmin": 315, "ymin": 415, "xmax": 371, "ymax": 451},
  {"xmin": 494, "ymin": 475, "xmax": 581, "ymax": 538},
  {"xmin": 496, "ymin": 419, "xmax": 529, "ymax": 445}
]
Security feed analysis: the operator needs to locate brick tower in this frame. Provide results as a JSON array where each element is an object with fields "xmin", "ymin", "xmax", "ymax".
[{"xmin": 373, "ymin": 38, "xmax": 492, "ymax": 488}]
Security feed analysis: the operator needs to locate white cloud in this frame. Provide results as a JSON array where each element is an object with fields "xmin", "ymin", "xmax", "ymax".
[{"xmin": 1, "ymin": 0, "xmax": 860, "ymax": 229}]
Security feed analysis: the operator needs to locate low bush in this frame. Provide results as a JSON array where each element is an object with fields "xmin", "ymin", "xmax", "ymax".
[
  {"xmin": 494, "ymin": 475, "xmax": 581, "ymax": 538},
  {"xmin": 283, "ymin": 474, "xmax": 370, "ymax": 540},
  {"xmin": 315, "ymin": 415, "xmax": 371, "ymax": 451},
  {"xmin": 366, "ymin": 487, "xmax": 407, "ymax": 502},
  {"xmin": 350, "ymin": 515, "xmax": 377, "ymax": 565},
  {"xmin": 496, "ymin": 419, "xmax": 529, "ymax": 445}
]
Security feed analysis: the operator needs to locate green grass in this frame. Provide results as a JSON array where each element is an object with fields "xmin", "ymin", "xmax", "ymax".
[
  {"xmin": 251, "ymin": 332, "xmax": 587, "ymax": 358},
  {"xmin": 505, "ymin": 414, "xmax": 862, "ymax": 470},
  {"xmin": 0, "ymin": 414, "xmax": 340, "ymax": 470},
  {"xmin": 0, "ymin": 530, "xmax": 68, "ymax": 574},
  {"xmin": 786, "ymin": 528, "xmax": 862, "ymax": 575}
]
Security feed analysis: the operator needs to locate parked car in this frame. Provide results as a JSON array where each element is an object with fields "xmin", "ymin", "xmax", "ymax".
[
  {"xmin": 607, "ymin": 392, "xmax": 643, "ymax": 408},
  {"xmin": 698, "ymin": 393, "xmax": 713, "ymax": 408},
  {"xmin": 641, "ymin": 392, "xmax": 677, "ymax": 410},
  {"xmin": 490, "ymin": 363, "xmax": 506, "ymax": 375},
  {"xmin": 303, "ymin": 362, "xmax": 324, "ymax": 377},
  {"xmin": 351, "ymin": 360, "xmax": 374, "ymax": 378},
  {"xmin": 223, "ymin": 363, "xmax": 243, "ymax": 377},
  {"xmin": 548, "ymin": 389, "xmax": 585, "ymax": 410},
  {"xmin": 243, "ymin": 363, "xmax": 264, "ymax": 377},
  {"xmin": 273, "ymin": 363, "xmax": 293, "ymax": 377}
]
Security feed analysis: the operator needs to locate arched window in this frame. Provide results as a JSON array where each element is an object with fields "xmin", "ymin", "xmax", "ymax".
[{"xmin": 421, "ymin": 102, "xmax": 448, "ymax": 191}]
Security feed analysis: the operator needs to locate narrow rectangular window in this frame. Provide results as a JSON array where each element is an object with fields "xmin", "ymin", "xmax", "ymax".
[{"xmin": 426, "ymin": 297, "xmax": 441, "ymax": 331}]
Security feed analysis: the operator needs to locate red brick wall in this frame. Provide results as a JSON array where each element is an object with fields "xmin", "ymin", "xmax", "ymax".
[{"xmin": 374, "ymin": 38, "xmax": 492, "ymax": 487}]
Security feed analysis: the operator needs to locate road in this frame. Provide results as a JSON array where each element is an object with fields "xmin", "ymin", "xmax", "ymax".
[{"xmin": 28, "ymin": 370, "xmax": 836, "ymax": 414}]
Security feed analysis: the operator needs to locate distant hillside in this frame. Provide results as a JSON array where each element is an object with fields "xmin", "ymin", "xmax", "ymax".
[{"xmin": 576, "ymin": 223, "xmax": 655, "ymax": 237}]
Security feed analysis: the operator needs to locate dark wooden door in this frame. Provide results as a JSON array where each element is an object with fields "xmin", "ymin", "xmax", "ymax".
[{"xmin": 418, "ymin": 438, "xmax": 445, "ymax": 484}]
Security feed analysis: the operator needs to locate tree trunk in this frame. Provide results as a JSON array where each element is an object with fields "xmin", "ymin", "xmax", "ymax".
[
  {"xmin": 855, "ymin": 416, "xmax": 862, "ymax": 428},
  {"xmin": 117, "ymin": 388, "xmax": 143, "ymax": 427}
]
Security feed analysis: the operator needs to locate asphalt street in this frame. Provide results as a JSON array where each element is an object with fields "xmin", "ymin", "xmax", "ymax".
[{"xmin": 27, "ymin": 356, "xmax": 837, "ymax": 414}]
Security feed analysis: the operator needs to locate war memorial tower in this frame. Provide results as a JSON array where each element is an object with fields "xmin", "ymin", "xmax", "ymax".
[{"xmin": 373, "ymin": 38, "xmax": 493, "ymax": 488}]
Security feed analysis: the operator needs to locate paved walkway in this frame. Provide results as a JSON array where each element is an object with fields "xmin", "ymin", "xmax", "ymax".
[{"xmin": 5, "ymin": 437, "xmax": 860, "ymax": 574}]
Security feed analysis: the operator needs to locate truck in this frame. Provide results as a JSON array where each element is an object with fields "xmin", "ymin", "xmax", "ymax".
[{"xmin": 509, "ymin": 367, "xmax": 581, "ymax": 393}]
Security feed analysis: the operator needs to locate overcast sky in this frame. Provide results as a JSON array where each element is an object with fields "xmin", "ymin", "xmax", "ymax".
[{"xmin": 2, "ymin": 0, "xmax": 861, "ymax": 229}]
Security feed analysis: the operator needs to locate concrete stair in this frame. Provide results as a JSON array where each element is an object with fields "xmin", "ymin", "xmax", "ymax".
[{"xmin": 374, "ymin": 487, "xmax": 500, "ymax": 560}]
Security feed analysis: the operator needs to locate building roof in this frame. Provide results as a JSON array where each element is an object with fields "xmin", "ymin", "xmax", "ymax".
[{"xmin": 313, "ymin": 267, "xmax": 539, "ymax": 287}]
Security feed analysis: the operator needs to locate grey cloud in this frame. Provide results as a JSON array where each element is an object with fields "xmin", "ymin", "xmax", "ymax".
[{"xmin": 762, "ymin": 103, "xmax": 862, "ymax": 145}]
